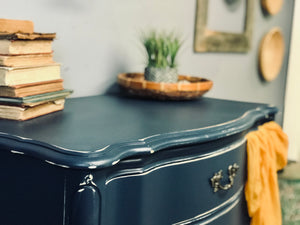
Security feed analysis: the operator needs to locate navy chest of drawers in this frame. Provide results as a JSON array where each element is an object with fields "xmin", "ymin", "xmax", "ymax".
[{"xmin": 0, "ymin": 95, "xmax": 277, "ymax": 225}]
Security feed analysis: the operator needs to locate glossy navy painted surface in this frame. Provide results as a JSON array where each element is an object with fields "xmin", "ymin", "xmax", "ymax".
[
  {"xmin": 72, "ymin": 175, "xmax": 101, "ymax": 225},
  {"xmin": 0, "ymin": 95, "xmax": 276, "ymax": 225},
  {"xmin": 102, "ymin": 137, "xmax": 248, "ymax": 225},
  {"xmin": 0, "ymin": 95, "xmax": 276, "ymax": 169}
]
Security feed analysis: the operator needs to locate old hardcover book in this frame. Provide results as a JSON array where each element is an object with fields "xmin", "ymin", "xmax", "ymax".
[
  {"xmin": 0, "ymin": 18, "xmax": 34, "ymax": 34},
  {"xmin": 0, "ymin": 63, "xmax": 61, "ymax": 86},
  {"xmin": 0, "ymin": 32, "xmax": 56, "ymax": 41},
  {"xmin": 0, "ymin": 53, "xmax": 54, "ymax": 67},
  {"xmin": 0, "ymin": 89, "xmax": 72, "ymax": 107},
  {"xmin": 0, "ymin": 99, "xmax": 65, "ymax": 121},
  {"xmin": 0, "ymin": 40, "xmax": 53, "ymax": 55},
  {"xmin": 0, "ymin": 79, "xmax": 64, "ymax": 97}
]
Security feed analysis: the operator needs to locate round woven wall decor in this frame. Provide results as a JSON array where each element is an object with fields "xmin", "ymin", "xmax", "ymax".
[{"xmin": 259, "ymin": 28, "xmax": 285, "ymax": 82}]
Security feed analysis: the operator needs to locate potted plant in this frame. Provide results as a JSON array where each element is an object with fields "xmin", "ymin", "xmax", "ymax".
[{"xmin": 142, "ymin": 31, "xmax": 182, "ymax": 83}]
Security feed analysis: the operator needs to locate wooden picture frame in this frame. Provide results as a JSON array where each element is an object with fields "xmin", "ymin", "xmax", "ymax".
[{"xmin": 194, "ymin": 0, "xmax": 254, "ymax": 52}]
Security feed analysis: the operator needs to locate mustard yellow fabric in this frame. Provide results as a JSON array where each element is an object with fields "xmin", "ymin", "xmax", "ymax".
[{"xmin": 245, "ymin": 121, "xmax": 288, "ymax": 225}]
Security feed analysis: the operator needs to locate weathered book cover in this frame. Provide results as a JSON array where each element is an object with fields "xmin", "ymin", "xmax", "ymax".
[
  {"xmin": 0, "ymin": 63, "xmax": 61, "ymax": 86},
  {"xmin": 0, "ymin": 32, "xmax": 56, "ymax": 40},
  {"xmin": 0, "ymin": 39, "xmax": 53, "ymax": 55},
  {"xmin": 0, "ymin": 99, "xmax": 65, "ymax": 121},
  {"xmin": 0, "ymin": 18, "xmax": 34, "ymax": 34},
  {"xmin": 0, "ymin": 53, "xmax": 54, "ymax": 67},
  {"xmin": 0, "ymin": 79, "xmax": 64, "ymax": 97},
  {"xmin": 0, "ymin": 89, "xmax": 73, "ymax": 106}
]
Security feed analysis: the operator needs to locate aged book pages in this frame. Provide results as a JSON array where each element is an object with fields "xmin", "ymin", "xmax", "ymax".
[
  {"xmin": 0, "ymin": 40, "xmax": 53, "ymax": 55},
  {"xmin": 0, "ymin": 99, "xmax": 65, "ymax": 121},
  {"xmin": 0, "ymin": 79, "xmax": 64, "ymax": 97},
  {"xmin": 0, "ymin": 63, "xmax": 61, "ymax": 86},
  {"xmin": 0, "ymin": 53, "xmax": 54, "ymax": 67}
]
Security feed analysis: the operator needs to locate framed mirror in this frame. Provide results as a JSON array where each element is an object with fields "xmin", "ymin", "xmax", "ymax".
[{"xmin": 194, "ymin": 0, "xmax": 254, "ymax": 52}]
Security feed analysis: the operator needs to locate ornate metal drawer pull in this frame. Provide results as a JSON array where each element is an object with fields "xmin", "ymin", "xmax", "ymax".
[{"xmin": 211, "ymin": 163, "xmax": 239, "ymax": 192}]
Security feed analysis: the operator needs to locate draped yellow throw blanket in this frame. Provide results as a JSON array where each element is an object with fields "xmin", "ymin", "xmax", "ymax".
[{"xmin": 245, "ymin": 121, "xmax": 288, "ymax": 225}]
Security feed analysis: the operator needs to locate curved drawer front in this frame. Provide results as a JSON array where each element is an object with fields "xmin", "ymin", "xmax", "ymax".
[{"xmin": 102, "ymin": 137, "xmax": 248, "ymax": 225}]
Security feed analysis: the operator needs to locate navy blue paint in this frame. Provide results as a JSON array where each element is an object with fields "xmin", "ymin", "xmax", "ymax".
[
  {"xmin": 0, "ymin": 149, "xmax": 65, "ymax": 225},
  {"xmin": 102, "ymin": 138, "xmax": 248, "ymax": 225},
  {"xmin": 0, "ymin": 95, "xmax": 276, "ymax": 169},
  {"xmin": 0, "ymin": 95, "xmax": 277, "ymax": 225},
  {"xmin": 72, "ymin": 181, "xmax": 101, "ymax": 225}
]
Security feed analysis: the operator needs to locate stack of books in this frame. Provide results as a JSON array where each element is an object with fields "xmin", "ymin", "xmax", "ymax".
[{"xmin": 0, "ymin": 18, "xmax": 72, "ymax": 121}]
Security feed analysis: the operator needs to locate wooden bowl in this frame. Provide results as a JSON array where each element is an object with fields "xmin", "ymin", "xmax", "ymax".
[
  {"xmin": 259, "ymin": 28, "xmax": 285, "ymax": 82},
  {"xmin": 117, "ymin": 73, "xmax": 213, "ymax": 100},
  {"xmin": 261, "ymin": 0, "xmax": 283, "ymax": 15}
]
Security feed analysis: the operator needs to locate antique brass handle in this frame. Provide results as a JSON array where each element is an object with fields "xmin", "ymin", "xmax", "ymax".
[{"xmin": 210, "ymin": 163, "xmax": 239, "ymax": 193}]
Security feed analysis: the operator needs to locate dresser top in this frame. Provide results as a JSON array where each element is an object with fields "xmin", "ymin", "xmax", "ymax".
[{"xmin": 0, "ymin": 95, "xmax": 277, "ymax": 169}]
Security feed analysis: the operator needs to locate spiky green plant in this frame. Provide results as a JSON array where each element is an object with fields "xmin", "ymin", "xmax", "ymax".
[{"xmin": 142, "ymin": 31, "xmax": 181, "ymax": 69}]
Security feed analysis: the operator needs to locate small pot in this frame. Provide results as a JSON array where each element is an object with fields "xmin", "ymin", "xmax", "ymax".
[{"xmin": 144, "ymin": 67, "xmax": 178, "ymax": 83}]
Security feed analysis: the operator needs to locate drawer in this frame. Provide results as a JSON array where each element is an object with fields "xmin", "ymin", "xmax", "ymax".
[
  {"xmin": 0, "ymin": 149, "xmax": 65, "ymax": 225},
  {"xmin": 100, "ymin": 136, "xmax": 248, "ymax": 225}
]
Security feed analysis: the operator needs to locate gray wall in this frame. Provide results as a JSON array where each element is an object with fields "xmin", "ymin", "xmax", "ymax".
[{"xmin": 1, "ymin": 0, "xmax": 295, "ymax": 124}]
